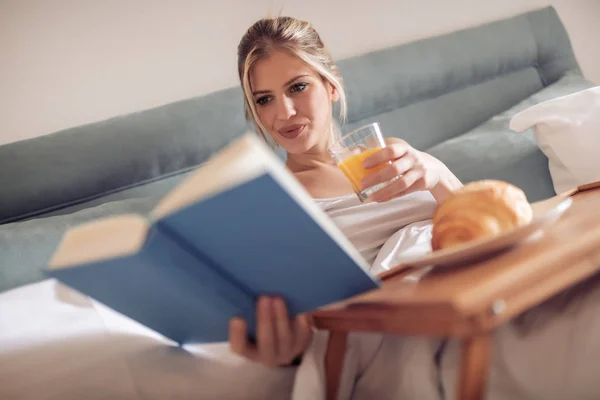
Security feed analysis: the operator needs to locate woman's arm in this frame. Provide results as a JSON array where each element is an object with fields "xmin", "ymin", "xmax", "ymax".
[{"xmin": 419, "ymin": 151, "xmax": 463, "ymax": 203}]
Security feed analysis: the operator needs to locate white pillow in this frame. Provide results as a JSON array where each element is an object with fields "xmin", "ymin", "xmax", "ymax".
[{"xmin": 510, "ymin": 85, "xmax": 600, "ymax": 194}]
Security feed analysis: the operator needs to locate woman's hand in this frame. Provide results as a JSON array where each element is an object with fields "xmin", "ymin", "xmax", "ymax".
[
  {"xmin": 361, "ymin": 137, "xmax": 463, "ymax": 203},
  {"xmin": 229, "ymin": 296, "xmax": 313, "ymax": 368}
]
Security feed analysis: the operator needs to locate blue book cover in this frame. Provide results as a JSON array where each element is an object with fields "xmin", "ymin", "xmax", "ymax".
[
  {"xmin": 46, "ymin": 134, "xmax": 381, "ymax": 344},
  {"xmin": 48, "ymin": 224, "xmax": 256, "ymax": 344},
  {"xmin": 157, "ymin": 174, "xmax": 380, "ymax": 318}
]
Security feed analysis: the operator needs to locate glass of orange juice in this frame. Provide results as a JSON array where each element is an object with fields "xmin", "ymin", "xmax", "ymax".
[{"xmin": 327, "ymin": 122, "xmax": 393, "ymax": 202}]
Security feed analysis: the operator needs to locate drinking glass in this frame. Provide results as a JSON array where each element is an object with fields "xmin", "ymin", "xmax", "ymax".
[{"xmin": 328, "ymin": 122, "xmax": 394, "ymax": 202}]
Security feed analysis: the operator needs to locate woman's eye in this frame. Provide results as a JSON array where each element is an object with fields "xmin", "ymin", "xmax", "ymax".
[
  {"xmin": 256, "ymin": 96, "xmax": 271, "ymax": 106},
  {"xmin": 290, "ymin": 82, "xmax": 308, "ymax": 93}
]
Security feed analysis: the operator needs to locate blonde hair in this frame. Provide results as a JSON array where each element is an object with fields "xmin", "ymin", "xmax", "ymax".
[{"xmin": 237, "ymin": 16, "xmax": 347, "ymax": 146}]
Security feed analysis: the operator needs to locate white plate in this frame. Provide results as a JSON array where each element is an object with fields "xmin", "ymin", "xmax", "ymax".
[{"xmin": 395, "ymin": 196, "xmax": 573, "ymax": 269}]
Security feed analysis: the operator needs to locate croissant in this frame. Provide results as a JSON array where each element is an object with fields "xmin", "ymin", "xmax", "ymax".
[{"xmin": 431, "ymin": 180, "xmax": 533, "ymax": 251}]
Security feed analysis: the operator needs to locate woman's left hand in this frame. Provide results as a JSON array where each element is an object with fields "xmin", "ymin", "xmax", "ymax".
[{"xmin": 361, "ymin": 137, "xmax": 463, "ymax": 203}]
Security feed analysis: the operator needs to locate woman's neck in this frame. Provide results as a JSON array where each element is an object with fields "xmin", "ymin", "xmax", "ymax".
[
  {"xmin": 284, "ymin": 132, "xmax": 338, "ymax": 172},
  {"xmin": 286, "ymin": 152, "xmax": 336, "ymax": 173}
]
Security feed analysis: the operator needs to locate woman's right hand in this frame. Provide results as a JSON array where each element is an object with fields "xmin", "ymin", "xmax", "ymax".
[{"xmin": 229, "ymin": 296, "xmax": 313, "ymax": 368}]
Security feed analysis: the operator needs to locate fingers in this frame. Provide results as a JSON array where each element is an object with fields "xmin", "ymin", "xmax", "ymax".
[
  {"xmin": 358, "ymin": 140, "xmax": 444, "ymax": 202},
  {"xmin": 230, "ymin": 297, "xmax": 313, "ymax": 368},
  {"xmin": 369, "ymin": 168, "xmax": 425, "ymax": 203},
  {"xmin": 361, "ymin": 152, "xmax": 417, "ymax": 189},
  {"xmin": 291, "ymin": 314, "xmax": 313, "ymax": 358},
  {"xmin": 273, "ymin": 298, "xmax": 293, "ymax": 363},
  {"xmin": 257, "ymin": 297, "xmax": 278, "ymax": 367},
  {"xmin": 272, "ymin": 299, "xmax": 313, "ymax": 365},
  {"xmin": 362, "ymin": 141, "xmax": 410, "ymax": 169},
  {"xmin": 229, "ymin": 317, "xmax": 258, "ymax": 360}
]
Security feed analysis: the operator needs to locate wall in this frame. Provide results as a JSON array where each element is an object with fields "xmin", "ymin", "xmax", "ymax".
[{"xmin": 1, "ymin": 0, "xmax": 599, "ymax": 145}]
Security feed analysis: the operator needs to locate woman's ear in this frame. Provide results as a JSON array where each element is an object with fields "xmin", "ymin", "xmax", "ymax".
[{"xmin": 329, "ymin": 82, "xmax": 340, "ymax": 104}]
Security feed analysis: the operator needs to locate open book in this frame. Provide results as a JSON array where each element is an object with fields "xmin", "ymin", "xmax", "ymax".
[{"xmin": 47, "ymin": 133, "xmax": 380, "ymax": 345}]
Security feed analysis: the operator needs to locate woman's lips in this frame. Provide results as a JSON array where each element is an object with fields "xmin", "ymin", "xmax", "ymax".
[{"xmin": 278, "ymin": 124, "xmax": 305, "ymax": 139}]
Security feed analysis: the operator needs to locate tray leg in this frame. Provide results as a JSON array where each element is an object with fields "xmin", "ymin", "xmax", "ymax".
[
  {"xmin": 457, "ymin": 333, "xmax": 492, "ymax": 400},
  {"xmin": 325, "ymin": 331, "xmax": 348, "ymax": 400}
]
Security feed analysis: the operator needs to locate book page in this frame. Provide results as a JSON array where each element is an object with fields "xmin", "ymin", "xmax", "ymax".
[{"xmin": 49, "ymin": 214, "xmax": 150, "ymax": 269}]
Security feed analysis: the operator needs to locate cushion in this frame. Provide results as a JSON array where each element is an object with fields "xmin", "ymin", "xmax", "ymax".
[
  {"xmin": 0, "ymin": 88, "xmax": 249, "ymax": 225},
  {"xmin": 510, "ymin": 85, "xmax": 600, "ymax": 194},
  {"xmin": 0, "ymin": 197, "xmax": 160, "ymax": 293},
  {"xmin": 426, "ymin": 74, "xmax": 595, "ymax": 202}
]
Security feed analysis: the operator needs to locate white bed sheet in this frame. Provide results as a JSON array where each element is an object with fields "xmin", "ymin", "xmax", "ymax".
[{"xmin": 0, "ymin": 280, "xmax": 295, "ymax": 400}]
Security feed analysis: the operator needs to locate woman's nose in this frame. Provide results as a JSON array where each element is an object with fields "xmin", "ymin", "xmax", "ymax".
[{"xmin": 276, "ymin": 96, "xmax": 296, "ymax": 120}]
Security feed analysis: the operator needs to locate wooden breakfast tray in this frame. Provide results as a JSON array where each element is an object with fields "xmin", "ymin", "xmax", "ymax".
[{"xmin": 312, "ymin": 181, "xmax": 600, "ymax": 400}]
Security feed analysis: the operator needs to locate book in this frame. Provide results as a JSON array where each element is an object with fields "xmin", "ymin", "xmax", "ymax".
[{"xmin": 46, "ymin": 133, "xmax": 381, "ymax": 345}]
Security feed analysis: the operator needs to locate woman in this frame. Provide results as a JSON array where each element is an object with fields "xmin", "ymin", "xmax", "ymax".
[
  {"xmin": 230, "ymin": 15, "xmax": 461, "ymax": 367},
  {"xmin": 229, "ymin": 16, "xmax": 600, "ymax": 400}
]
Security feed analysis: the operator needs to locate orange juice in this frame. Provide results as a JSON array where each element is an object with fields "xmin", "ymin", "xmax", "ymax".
[{"xmin": 337, "ymin": 147, "xmax": 387, "ymax": 193}]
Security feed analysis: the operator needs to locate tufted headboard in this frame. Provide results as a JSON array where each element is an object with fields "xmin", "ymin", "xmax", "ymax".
[
  {"xmin": 0, "ymin": 6, "xmax": 584, "ymax": 224},
  {"xmin": 336, "ymin": 6, "xmax": 580, "ymax": 149}
]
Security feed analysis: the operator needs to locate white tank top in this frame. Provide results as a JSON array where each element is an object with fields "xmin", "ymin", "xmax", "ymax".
[{"xmin": 313, "ymin": 191, "xmax": 437, "ymax": 273}]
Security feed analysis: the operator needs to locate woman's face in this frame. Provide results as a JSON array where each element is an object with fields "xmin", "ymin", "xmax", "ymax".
[{"xmin": 249, "ymin": 50, "xmax": 339, "ymax": 155}]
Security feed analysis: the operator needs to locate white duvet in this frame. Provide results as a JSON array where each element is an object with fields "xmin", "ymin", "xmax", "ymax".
[
  {"xmin": 3, "ymin": 234, "xmax": 600, "ymax": 400},
  {"xmin": 0, "ymin": 280, "xmax": 296, "ymax": 400}
]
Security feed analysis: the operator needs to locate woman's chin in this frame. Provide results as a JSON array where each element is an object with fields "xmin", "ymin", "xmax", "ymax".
[
  {"xmin": 276, "ymin": 133, "xmax": 327, "ymax": 155},
  {"xmin": 276, "ymin": 137, "xmax": 312, "ymax": 154}
]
